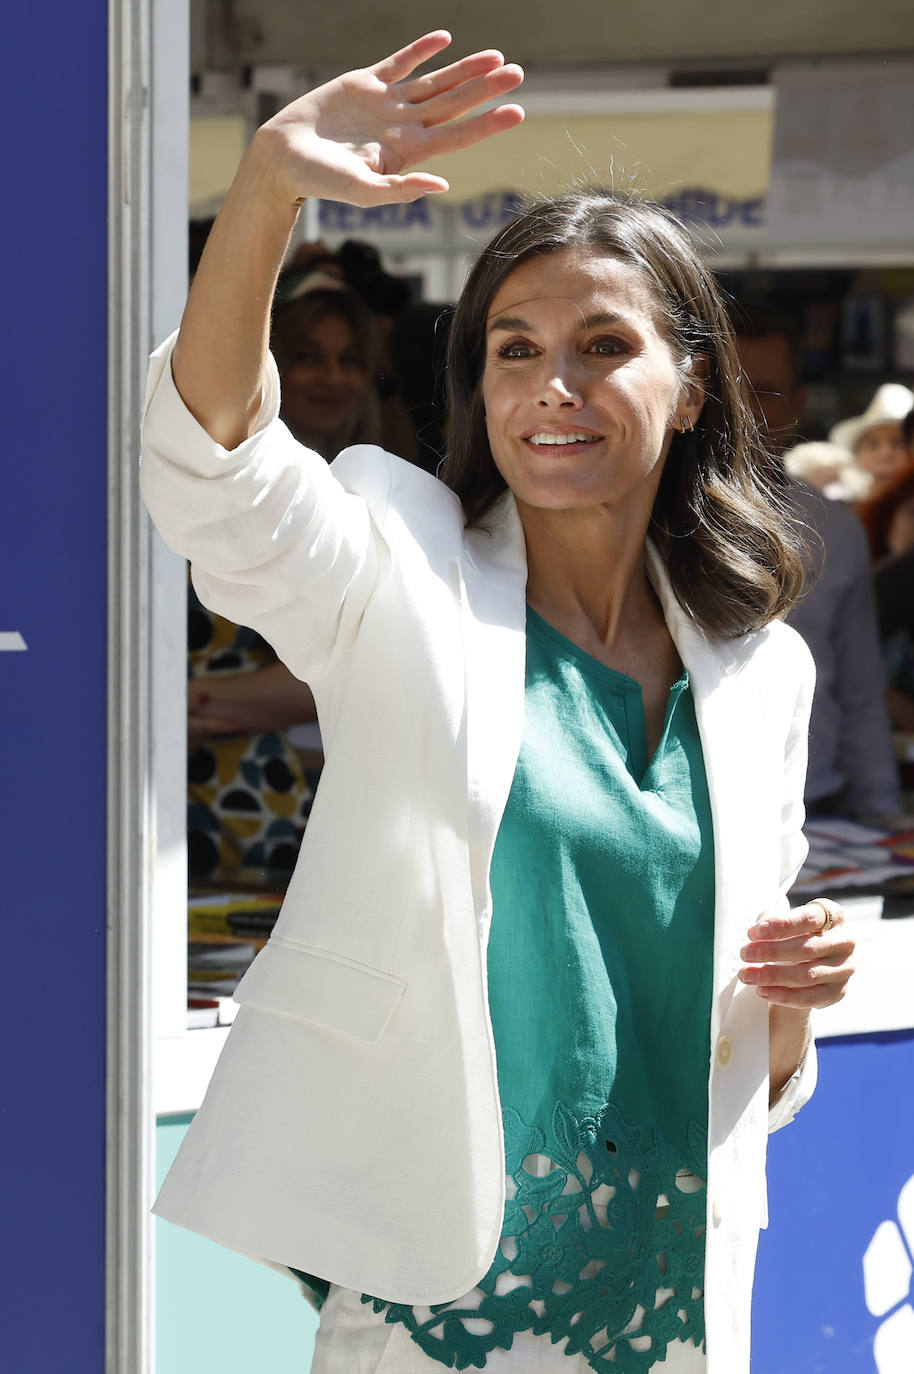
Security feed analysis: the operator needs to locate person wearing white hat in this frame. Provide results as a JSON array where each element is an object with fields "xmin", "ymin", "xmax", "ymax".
[{"xmin": 829, "ymin": 382, "xmax": 914, "ymax": 498}]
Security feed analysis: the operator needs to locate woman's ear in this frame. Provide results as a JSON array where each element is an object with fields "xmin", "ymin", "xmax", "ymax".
[{"xmin": 681, "ymin": 353, "xmax": 710, "ymax": 426}]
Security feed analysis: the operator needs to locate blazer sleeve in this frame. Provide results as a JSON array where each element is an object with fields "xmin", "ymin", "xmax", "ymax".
[
  {"xmin": 768, "ymin": 633, "xmax": 818, "ymax": 1133},
  {"xmin": 139, "ymin": 330, "xmax": 391, "ymax": 682}
]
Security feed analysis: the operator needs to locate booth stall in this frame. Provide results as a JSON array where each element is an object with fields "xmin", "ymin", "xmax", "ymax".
[{"xmin": 146, "ymin": 59, "xmax": 914, "ymax": 1374}]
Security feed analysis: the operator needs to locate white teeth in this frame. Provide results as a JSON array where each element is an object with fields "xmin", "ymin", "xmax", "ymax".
[{"xmin": 527, "ymin": 432, "xmax": 596, "ymax": 445}]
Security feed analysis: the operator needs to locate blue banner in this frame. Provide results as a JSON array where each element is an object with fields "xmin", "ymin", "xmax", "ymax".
[
  {"xmin": 0, "ymin": 3, "xmax": 108, "ymax": 1370},
  {"xmin": 755, "ymin": 1030, "xmax": 914, "ymax": 1372}
]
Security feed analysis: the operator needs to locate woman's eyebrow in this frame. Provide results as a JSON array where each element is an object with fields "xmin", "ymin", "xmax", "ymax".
[
  {"xmin": 486, "ymin": 314, "xmax": 533, "ymax": 335},
  {"xmin": 486, "ymin": 310, "xmax": 629, "ymax": 336}
]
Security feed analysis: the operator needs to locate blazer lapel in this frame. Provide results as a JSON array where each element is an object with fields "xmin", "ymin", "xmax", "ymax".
[
  {"xmin": 460, "ymin": 494, "xmax": 529, "ymax": 942},
  {"xmin": 645, "ymin": 545, "xmax": 769, "ymax": 1037}
]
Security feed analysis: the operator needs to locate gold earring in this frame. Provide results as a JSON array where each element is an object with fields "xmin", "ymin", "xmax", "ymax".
[{"xmin": 678, "ymin": 415, "xmax": 694, "ymax": 434}]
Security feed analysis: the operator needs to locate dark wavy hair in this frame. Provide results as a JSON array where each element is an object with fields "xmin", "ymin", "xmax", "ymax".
[{"xmin": 440, "ymin": 191, "xmax": 809, "ymax": 639}]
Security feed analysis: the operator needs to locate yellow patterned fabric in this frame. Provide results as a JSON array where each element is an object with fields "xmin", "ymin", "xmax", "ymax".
[{"xmin": 187, "ymin": 574, "xmax": 314, "ymax": 879}]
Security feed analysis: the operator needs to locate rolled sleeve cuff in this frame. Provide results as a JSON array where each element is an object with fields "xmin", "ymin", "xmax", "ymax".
[
  {"xmin": 768, "ymin": 1035, "xmax": 818, "ymax": 1133},
  {"xmin": 141, "ymin": 329, "xmax": 282, "ymax": 471}
]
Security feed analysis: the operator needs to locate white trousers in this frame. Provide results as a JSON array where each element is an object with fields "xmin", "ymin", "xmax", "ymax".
[{"xmin": 309, "ymin": 1284, "xmax": 708, "ymax": 1374}]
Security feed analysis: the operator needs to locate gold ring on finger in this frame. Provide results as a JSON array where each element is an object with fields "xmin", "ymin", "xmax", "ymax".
[{"xmin": 809, "ymin": 898, "xmax": 837, "ymax": 935}]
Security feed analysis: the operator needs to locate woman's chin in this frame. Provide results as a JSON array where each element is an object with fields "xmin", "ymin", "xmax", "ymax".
[{"xmin": 511, "ymin": 479, "xmax": 616, "ymax": 514}]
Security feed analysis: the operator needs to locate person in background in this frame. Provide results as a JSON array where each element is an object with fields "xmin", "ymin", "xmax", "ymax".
[
  {"xmin": 187, "ymin": 266, "xmax": 385, "ymax": 877},
  {"xmin": 859, "ymin": 465, "xmax": 914, "ymax": 564},
  {"xmin": 734, "ymin": 308, "xmax": 902, "ymax": 823},
  {"xmin": 270, "ymin": 275, "xmax": 383, "ymax": 457},
  {"xmin": 830, "ymin": 382, "xmax": 914, "ymax": 498},
  {"xmin": 857, "ymin": 462, "xmax": 914, "ymax": 733},
  {"xmin": 336, "ymin": 236, "xmax": 422, "ymax": 461},
  {"xmin": 783, "ymin": 439, "xmax": 871, "ymax": 503}
]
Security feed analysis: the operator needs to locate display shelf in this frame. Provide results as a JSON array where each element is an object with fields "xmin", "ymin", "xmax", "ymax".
[{"xmin": 155, "ymin": 1027, "xmax": 230, "ymax": 1117}]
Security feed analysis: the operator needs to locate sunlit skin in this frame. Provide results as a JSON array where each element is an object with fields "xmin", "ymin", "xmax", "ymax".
[
  {"xmin": 480, "ymin": 248, "xmax": 705, "ymax": 755},
  {"xmin": 854, "ymin": 422, "xmax": 908, "ymax": 486},
  {"xmin": 279, "ymin": 312, "xmax": 369, "ymax": 447},
  {"xmin": 483, "ymin": 250, "xmax": 691, "ymax": 521}
]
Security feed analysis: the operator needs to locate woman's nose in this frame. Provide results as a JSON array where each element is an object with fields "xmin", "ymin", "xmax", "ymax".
[
  {"xmin": 319, "ymin": 358, "xmax": 346, "ymax": 387},
  {"xmin": 535, "ymin": 352, "xmax": 584, "ymax": 407}
]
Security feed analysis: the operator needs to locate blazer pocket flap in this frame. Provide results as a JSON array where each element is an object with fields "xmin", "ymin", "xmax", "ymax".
[{"xmin": 233, "ymin": 939, "xmax": 407, "ymax": 1043}]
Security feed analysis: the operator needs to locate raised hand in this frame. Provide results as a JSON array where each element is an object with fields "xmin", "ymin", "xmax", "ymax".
[
  {"xmin": 258, "ymin": 30, "xmax": 524, "ymax": 208},
  {"xmin": 171, "ymin": 32, "xmax": 522, "ymax": 447}
]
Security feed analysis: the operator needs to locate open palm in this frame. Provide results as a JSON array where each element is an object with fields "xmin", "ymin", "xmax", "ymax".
[{"xmin": 263, "ymin": 30, "xmax": 524, "ymax": 208}]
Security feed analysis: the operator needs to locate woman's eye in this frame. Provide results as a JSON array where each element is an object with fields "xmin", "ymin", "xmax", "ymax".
[
  {"xmin": 588, "ymin": 336, "xmax": 625, "ymax": 356},
  {"xmin": 496, "ymin": 341, "xmax": 535, "ymax": 360}
]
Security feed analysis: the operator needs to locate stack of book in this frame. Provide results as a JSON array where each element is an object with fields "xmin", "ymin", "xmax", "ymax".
[
  {"xmin": 186, "ymin": 889, "xmax": 285, "ymax": 1029},
  {"xmin": 794, "ymin": 818, "xmax": 914, "ymax": 896}
]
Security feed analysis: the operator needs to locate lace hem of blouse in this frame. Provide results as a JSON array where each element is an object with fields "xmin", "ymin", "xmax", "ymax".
[{"xmin": 365, "ymin": 1100, "xmax": 707, "ymax": 1371}]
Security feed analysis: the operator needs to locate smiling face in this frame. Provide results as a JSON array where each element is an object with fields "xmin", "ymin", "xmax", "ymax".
[
  {"xmin": 278, "ymin": 310, "xmax": 370, "ymax": 448},
  {"xmin": 481, "ymin": 249, "xmax": 694, "ymax": 522}
]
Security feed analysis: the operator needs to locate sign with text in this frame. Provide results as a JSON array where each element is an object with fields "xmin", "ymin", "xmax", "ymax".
[{"xmin": 770, "ymin": 64, "xmax": 914, "ymax": 243}]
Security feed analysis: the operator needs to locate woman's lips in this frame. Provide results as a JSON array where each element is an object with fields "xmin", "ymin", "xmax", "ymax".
[{"xmin": 523, "ymin": 429, "xmax": 603, "ymax": 452}]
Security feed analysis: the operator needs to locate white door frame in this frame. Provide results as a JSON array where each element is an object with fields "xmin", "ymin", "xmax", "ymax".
[{"xmin": 107, "ymin": 0, "xmax": 189, "ymax": 1368}]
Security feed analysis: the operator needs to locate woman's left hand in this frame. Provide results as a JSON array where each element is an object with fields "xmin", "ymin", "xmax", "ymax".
[{"xmin": 739, "ymin": 898, "xmax": 855, "ymax": 1009}]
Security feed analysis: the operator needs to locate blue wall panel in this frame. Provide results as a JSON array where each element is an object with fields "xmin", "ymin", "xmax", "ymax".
[
  {"xmin": 754, "ymin": 1031, "xmax": 914, "ymax": 1373},
  {"xmin": 0, "ymin": 3, "xmax": 108, "ymax": 1370}
]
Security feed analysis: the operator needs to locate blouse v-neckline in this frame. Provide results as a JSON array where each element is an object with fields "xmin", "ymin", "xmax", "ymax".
[{"xmin": 525, "ymin": 605, "xmax": 689, "ymax": 789}]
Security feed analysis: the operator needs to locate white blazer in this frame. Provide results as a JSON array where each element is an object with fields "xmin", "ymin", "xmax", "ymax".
[{"xmin": 142, "ymin": 334, "xmax": 817, "ymax": 1374}]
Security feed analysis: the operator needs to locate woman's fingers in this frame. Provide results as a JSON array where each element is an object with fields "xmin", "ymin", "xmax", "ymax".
[
  {"xmin": 746, "ymin": 899, "xmax": 844, "ymax": 945},
  {"xmin": 360, "ymin": 171, "xmax": 451, "ymax": 203},
  {"xmin": 739, "ymin": 895, "xmax": 854, "ymax": 1008},
  {"xmin": 740, "ymin": 929, "xmax": 853, "ymax": 965},
  {"xmin": 740, "ymin": 956, "xmax": 855, "ymax": 1007},
  {"xmin": 400, "ymin": 49, "xmax": 513, "ymax": 105},
  {"xmin": 416, "ymin": 64, "xmax": 525, "ymax": 130},
  {"xmin": 416, "ymin": 101, "xmax": 525, "ymax": 160},
  {"xmin": 371, "ymin": 34, "xmax": 523, "ymax": 137},
  {"xmin": 370, "ymin": 30, "xmax": 454, "ymax": 84},
  {"xmin": 740, "ymin": 949, "xmax": 853, "ymax": 988},
  {"xmin": 347, "ymin": 102, "xmax": 524, "ymax": 205}
]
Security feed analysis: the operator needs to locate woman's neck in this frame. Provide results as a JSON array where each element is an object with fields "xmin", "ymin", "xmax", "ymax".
[{"xmin": 519, "ymin": 501, "xmax": 657, "ymax": 651}]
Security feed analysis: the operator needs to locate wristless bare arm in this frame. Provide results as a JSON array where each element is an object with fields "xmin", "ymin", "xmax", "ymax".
[{"xmin": 171, "ymin": 30, "xmax": 524, "ymax": 450}]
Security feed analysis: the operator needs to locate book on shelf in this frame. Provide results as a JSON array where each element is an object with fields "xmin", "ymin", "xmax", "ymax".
[
  {"xmin": 187, "ymin": 995, "xmax": 239, "ymax": 1030},
  {"xmin": 794, "ymin": 817, "xmax": 914, "ymax": 895},
  {"xmin": 188, "ymin": 939, "xmax": 257, "ymax": 969},
  {"xmin": 188, "ymin": 891, "xmax": 284, "ymax": 939},
  {"xmin": 187, "ymin": 931, "xmax": 260, "ymax": 1029}
]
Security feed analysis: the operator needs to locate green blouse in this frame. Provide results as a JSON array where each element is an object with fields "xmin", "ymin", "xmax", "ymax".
[
  {"xmin": 367, "ymin": 608, "xmax": 715, "ymax": 1369},
  {"xmin": 488, "ymin": 607, "xmax": 715, "ymax": 1166}
]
